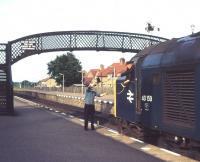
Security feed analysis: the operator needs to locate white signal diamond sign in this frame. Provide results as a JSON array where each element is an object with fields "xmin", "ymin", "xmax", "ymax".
[{"xmin": 127, "ymin": 90, "xmax": 134, "ymax": 103}]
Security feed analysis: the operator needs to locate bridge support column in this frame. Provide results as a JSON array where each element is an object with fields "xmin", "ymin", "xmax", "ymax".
[
  {"xmin": 6, "ymin": 43, "xmax": 14, "ymax": 115},
  {"xmin": 0, "ymin": 43, "xmax": 14, "ymax": 115}
]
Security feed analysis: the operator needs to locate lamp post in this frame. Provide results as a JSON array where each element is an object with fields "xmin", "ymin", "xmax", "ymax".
[
  {"xmin": 111, "ymin": 66, "xmax": 116, "ymax": 80},
  {"xmin": 59, "ymin": 73, "xmax": 64, "ymax": 93},
  {"xmin": 191, "ymin": 24, "xmax": 195, "ymax": 34},
  {"xmin": 109, "ymin": 66, "xmax": 116, "ymax": 87},
  {"xmin": 78, "ymin": 70, "xmax": 84, "ymax": 95},
  {"xmin": 112, "ymin": 67, "xmax": 116, "ymax": 88}
]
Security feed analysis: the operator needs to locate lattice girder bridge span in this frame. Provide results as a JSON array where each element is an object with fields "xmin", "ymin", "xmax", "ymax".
[
  {"xmin": 10, "ymin": 31, "xmax": 168, "ymax": 64},
  {"xmin": 0, "ymin": 30, "xmax": 168, "ymax": 115}
]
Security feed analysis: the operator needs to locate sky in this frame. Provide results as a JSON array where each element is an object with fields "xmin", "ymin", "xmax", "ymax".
[{"xmin": 0, "ymin": 0, "xmax": 200, "ymax": 82}]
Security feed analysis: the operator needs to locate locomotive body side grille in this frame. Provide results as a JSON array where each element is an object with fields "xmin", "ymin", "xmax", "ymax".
[{"xmin": 163, "ymin": 71, "xmax": 196, "ymax": 128}]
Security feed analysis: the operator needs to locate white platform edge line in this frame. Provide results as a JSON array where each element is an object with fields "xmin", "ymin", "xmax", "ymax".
[
  {"xmin": 160, "ymin": 148, "xmax": 181, "ymax": 156},
  {"xmin": 107, "ymin": 129, "xmax": 119, "ymax": 134},
  {"xmin": 130, "ymin": 137, "xmax": 144, "ymax": 144}
]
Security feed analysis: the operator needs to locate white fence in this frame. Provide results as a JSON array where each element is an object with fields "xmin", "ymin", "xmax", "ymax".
[{"xmin": 18, "ymin": 85, "xmax": 114, "ymax": 95}]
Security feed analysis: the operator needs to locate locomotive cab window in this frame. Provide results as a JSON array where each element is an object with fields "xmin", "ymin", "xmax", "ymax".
[
  {"xmin": 121, "ymin": 63, "xmax": 135, "ymax": 77},
  {"xmin": 120, "ymin": 63, "xmax": 135, "ymax": 87}
]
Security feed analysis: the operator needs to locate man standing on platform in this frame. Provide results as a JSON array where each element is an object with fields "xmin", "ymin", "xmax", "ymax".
[{"xmin": 84, "ymin": 83, "xmax": 106, "ymax": 131}]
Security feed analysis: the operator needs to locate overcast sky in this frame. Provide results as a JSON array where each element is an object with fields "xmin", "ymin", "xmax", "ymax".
[{"xmin": 0, "ymin": 0, "xmax": 199, "ymax": 82}]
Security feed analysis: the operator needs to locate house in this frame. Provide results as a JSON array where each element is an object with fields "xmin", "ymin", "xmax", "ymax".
[
  {"xmin": 37, "ymin": 77, "xmax": 59, "ymax": 88},
  {"xmin": 83, "ymin": 58, "xmax": 133, "ymax": 87},
  {"xmin": 83, "ymin": 69, "xmax": 98, "ymax": 86},
  {"xmin": 95, "ymin": 58, "xmax": 128, "ymax": 87}
]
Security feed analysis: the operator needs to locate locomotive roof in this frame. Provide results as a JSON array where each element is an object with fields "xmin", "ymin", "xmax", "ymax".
[{"xmin": 134, "ymin": 32, "xmax": 200, "ymax": 67}]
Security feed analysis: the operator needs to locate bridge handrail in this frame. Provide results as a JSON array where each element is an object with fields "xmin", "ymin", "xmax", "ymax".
[
  {"xmin": 10, "ymin": 30, "xmax": 168, "ymax": 43},
  {"xmin": 7, "ymin": 30, "xmax": 168, "ymax": 64}
]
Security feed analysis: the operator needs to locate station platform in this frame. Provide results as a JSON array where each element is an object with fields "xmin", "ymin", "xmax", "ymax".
[
  {"xmin": 0, "ymin": 98, "xmax": 197, "ymax": 162},
  {"xmin": 15, "ymin": 88, "xmax": 114, "ymax": 101}
]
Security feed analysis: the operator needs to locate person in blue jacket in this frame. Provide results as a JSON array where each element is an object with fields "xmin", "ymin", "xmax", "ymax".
[{"xmin": 84, "ymin": 83, "xmax": 106, "ymax": 130}]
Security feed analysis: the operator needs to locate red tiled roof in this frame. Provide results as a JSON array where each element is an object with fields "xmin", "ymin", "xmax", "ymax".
[
  {"xmin": 90, "ymin": 69, "xmax": 98, "ymax": 76},
  {"xmin": 96, "ymin": 63, "xmax": 128, "ymax": 77},
  {"xmin": 86, "ymin": 61, "xmax": 135, "ymax": 78},
  {"xmin": 85, "ymin": 69, "xmax": 98, "ymax": 78},
  {"xmin": 111, "ymin": 63, "xmax": 127, "ymax": 75},
  {"xmin": 83, "ymin": 77, "xmax": 93, "ymax": 86},
  {"xmin": 96, "ymin": 68, "xmax": 111, "ymax": 77}
]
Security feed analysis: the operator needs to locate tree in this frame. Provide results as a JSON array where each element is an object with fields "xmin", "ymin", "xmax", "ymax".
[
  {"xmin": 47, "ymin": 52, "xmax": 82, "ymax": 87},
  {"xmin": 21, "ymin": 80, "xmax": 32, "ymax": 88}
]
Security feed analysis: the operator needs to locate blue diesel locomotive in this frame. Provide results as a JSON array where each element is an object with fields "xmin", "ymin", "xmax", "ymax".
[{"xmin": 114, "ymin": 32, "xmax": 200, "ymax": 147}]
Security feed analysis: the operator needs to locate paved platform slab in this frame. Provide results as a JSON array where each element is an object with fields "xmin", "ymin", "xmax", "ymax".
[{"xmin": 0, "ymin": 99, "xmax": 164, "ymax": 162}]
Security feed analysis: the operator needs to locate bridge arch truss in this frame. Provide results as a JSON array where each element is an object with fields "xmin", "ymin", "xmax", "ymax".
[
  {"xmin": 10, "ymin": 31, "xmax": 168, "ymax": 64},
  {"xmin": 0, "ymin": 30, "xmax": 168, "ymax": 114}
]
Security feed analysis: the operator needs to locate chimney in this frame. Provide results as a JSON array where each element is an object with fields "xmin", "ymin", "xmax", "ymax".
[
  {"xmin": 119, "ymin": 58, "xmax": 125, "ymax": 65},
  {"xmin": 100, "ymin": 64, "xmax": 104, "ymax": 70}
]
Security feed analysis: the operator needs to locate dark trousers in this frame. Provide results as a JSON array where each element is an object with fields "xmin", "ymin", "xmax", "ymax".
[{"xmin": 84, "ymin": 104, "xmax": 95, "ymax": 130}]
